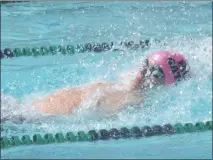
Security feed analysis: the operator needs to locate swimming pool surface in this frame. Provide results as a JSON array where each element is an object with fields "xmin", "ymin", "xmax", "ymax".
[{"xmin": 1, "ymin": 1, "xmax": 212, "ymax": 159}]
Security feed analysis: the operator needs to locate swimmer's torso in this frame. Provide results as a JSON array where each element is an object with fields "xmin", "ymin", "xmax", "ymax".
[{"xmin": 33, "ymin": 82, "xmax": 143, "ymax": 114}]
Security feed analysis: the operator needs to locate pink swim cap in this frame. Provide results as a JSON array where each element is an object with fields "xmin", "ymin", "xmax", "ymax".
[{"xmin": 148, "ymin": 50, "xmax": 190, "ymax": 85}]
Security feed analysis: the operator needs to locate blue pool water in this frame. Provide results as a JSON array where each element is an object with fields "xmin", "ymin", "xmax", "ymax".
[{"xmin": 1, "ymin": 1, "xmax": 212, "ymax": 159}]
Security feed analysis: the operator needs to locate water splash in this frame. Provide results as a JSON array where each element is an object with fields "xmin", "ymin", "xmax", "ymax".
[{"xmin": 1, "ymin": 36, "xmax": 212, "ymax": 136}]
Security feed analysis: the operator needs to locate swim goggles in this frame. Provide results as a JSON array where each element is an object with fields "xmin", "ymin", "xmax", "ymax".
[{"xmin": 140, "ymin": 59, "xmax": 165, "ymax": 79}]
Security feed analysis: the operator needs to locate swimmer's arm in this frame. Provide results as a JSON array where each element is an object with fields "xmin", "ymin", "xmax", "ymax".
[{"xmin": 128, "ymin": 71, "xmax": 143, "ymax": 92}]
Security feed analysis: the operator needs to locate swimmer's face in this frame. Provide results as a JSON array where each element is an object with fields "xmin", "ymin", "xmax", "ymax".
[{"xmin": 139, "ymin": 58, "xmax": 165, "ymax": 90}]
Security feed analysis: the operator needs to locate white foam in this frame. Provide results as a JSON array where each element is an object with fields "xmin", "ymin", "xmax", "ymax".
[{"xmin": 1, "ymin": 36, "xmax": 212, "ymax": 134}]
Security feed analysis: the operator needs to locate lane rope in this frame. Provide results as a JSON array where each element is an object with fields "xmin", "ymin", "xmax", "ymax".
[
  {"xmin": 1, "ymin": 39, "xmax": 154, "ymax": 59},
  {"xmin": 0, "ymin": 1, "xmax": 28, "ymax": 4},
  {"xmin": 1, "ymin": 120, "xmax": 212, "ymax": 149}
]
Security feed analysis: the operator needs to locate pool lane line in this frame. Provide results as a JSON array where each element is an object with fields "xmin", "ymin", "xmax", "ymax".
[
  {"xmin": 1, "ymin": 39, "xmax": 157, "ymax": 59},
  {"xmin": 0, "ymin": 1, "xmax": 28, "ymax": 4},
  {"xmin": 1, "ymin": 120, "xmax": 212, "ymax": 149}
]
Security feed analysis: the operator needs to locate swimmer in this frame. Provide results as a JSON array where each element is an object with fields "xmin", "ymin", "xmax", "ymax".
[{"xmin": 32, "ymin": 51, "xmax": 190, "ymax": 115}]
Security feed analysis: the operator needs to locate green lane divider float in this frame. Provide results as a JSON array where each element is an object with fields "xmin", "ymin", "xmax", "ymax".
[
  {"xmin": 1, "ymin": 120, "xmax": 212, "ymax": 149},
  {"xmin": 1, "ymin": 40, "xmax": 152, "ymax": 59}
]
